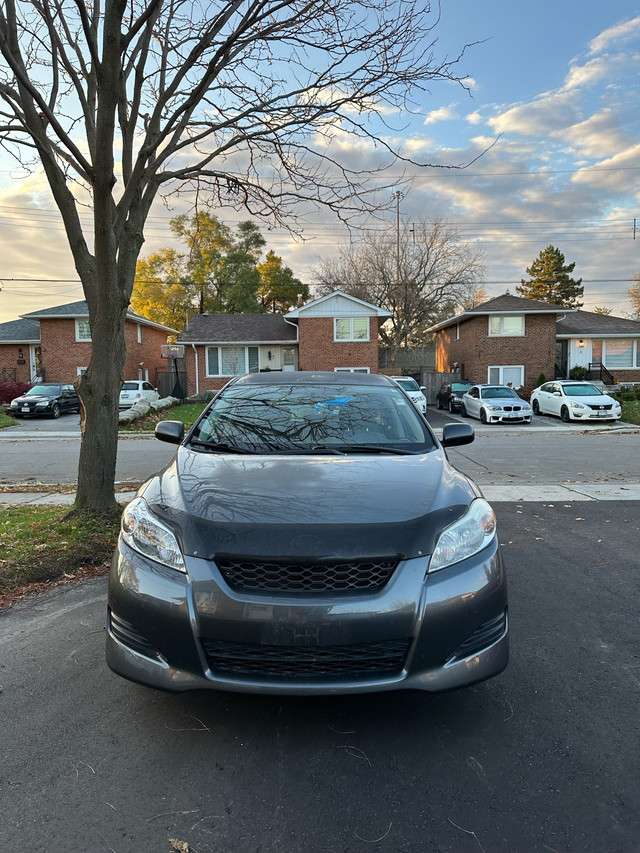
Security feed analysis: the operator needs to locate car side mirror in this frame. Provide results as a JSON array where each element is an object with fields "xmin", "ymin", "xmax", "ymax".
[
  {"xmin": 155, "ymin": 420, "xmax": 184, "ymax": 445},
  {"xmin": 420, "ymin": 386, "xmax": 426, "ymax": 392},
  {"xmin": 441, "ymin": 423, "xmax": 474, "ymax": 448}
]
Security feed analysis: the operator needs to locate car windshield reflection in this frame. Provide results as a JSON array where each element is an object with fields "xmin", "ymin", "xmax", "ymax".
[{"xmin": 189, "ymin": 383, "xmax": 434, "ymax": 454}]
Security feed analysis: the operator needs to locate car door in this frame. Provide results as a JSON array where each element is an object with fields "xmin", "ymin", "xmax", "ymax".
[
  {"xmin": 543, "ymin": 383, "xmax": 563, "ymax": 417},
  {"xmin": 464, "ymin": 386, "xmax": 481, "ymax": 418},
  {"xmin": 60, "ymin": 385, "xmax": 76, "ymax": 413}
]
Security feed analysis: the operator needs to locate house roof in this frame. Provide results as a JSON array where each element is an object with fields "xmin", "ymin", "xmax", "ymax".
[
  {"xmin": 20, "ymin": 300, "xmax": 178, "ymax": 333},
  {"xmin": 556, "ymin": 309, "xmax": 640, "ymax": 337},
  {"xmin": 0, "ymin": 318, "xmax": 41, "ymax": 344},
  {"xmin": 178, "ymin": 312, "xmax": 299, "ymax": 344},
  {"xmin": 285, "ymin": 290, "xmax": 392, "ymax": 319},
  {"xmin": 428, "ymin": 294, "xmax": 573, "ymax": 332}
]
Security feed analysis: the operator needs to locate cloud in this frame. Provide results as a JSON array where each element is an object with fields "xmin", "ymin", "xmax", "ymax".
[
  {"xmin": 423, "ymin": 105, "xmax": 457, "ymax": 125},
  {"xmin": 560, "ymin": 109, "xmax": 634, "ymax": 160},
  {"xmin": 487, "ymin": 91, "xmax": 580, "ymax": 136},
  {"xmin": 588, "ymin": 14, "xmax": 640, "ymax": 54}
]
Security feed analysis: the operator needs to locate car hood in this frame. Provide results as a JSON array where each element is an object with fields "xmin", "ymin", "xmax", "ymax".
[
  {"xmin": 480, "ymin": 396, "xmax": 530, "ymax": 406},
  {"xmin": 140, "ymin": 447, "xmax": 480, "ymax": 562},
  {"xmin": 12, "ymin": 393, "xmax": 57, "ymax": 403}
]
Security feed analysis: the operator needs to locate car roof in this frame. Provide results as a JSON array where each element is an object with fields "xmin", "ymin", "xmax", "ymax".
[{"xmin": 232, "ymin": 371, "xmax": 395, "ymax": 388}]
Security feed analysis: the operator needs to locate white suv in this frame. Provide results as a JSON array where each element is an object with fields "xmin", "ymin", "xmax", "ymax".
[{"xmin": 391, "ymin": 376, "xmax": 427, "ymax": 414}]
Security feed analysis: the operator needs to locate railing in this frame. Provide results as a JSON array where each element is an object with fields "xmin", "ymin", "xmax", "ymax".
[{"xmin": 587, "ymin": 362, "xmax": 615, "ymax": 385}]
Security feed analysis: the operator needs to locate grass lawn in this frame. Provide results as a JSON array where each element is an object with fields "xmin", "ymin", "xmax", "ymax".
[
  {"xmin": 0, "ymin": 411, "xmax": 17, "ymax": 428},
  {"xmin": 119, "ymin": 401, "xmax": 207, "ymax": 434},
  {"xmin": 0, "ymin": 504, "xmax": 122, "ymax": 609},
  {"xmin": 620, "ymin": 399, "xmax": 640, "ymax": 426}
]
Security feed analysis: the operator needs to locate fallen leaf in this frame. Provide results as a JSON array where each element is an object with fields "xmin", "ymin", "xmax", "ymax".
[{"xmin": 169, "ymin": 840, "xmax": 190, "ymax": 853}]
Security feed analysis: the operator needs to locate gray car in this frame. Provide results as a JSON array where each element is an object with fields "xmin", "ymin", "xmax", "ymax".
[{"xmin": 107, "ymin": 372, "xmax": 508, "ymax": 695}]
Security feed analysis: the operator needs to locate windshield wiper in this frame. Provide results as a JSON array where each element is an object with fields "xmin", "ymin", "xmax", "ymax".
[
  {"xmin": 188, "ymin": 439, "xmax": 254, "ymax": 454},
  {"xmin": 333, "ymin": 444, "xmax": 416, "ymax": 455}
]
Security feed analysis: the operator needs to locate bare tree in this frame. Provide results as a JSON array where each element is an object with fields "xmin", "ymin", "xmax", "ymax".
[
  {"xmin": 0, "ymin": 0, "xmax": 472, "ymax": 511},
  {"xmin": 315, "ymin": 219, "xmax": 484, "ymax": 357}
]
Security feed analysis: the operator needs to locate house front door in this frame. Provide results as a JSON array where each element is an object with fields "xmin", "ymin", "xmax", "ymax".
[{"xmin": 555, "ymin": 340, "xmax": 568, "ymax": 378}]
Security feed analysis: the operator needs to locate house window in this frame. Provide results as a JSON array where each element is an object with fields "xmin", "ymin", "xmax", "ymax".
[
  {"xmin": 334, "ymin": 317, "xmax": 370, "ymax": 342},
  {"xmin": 488, "ymin": 365, "xmax": 524, "ymax": 387},
  {"xmin": 77, "ymin": 366, "xmax": 87, "ymax": 375},
  {"xmin": 137, "ymin": 324, "xmax": 142, "ymax": 344},
  {"xmin": 603, "ymin": 339, "xmax": 634, "ymax": 368},
  {"xmin": 488, "ymin": 315, "xmax": 524, "ymax": 336},
  {"xmin": 75, "ymin": 319, "xmax": 91, "ymax": 342},
  {"xmin": 333, "ymin": 367, "xmax": 370, "ymax": 373},
  {"xmin": 206, "ymin": 345, "xmax": 259, "ymax": 376}
]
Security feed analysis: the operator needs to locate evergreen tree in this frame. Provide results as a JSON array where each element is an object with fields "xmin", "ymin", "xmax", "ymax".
[{"xmin": 517, "ymin": 245, "xmax": 583, "ymax": 308}]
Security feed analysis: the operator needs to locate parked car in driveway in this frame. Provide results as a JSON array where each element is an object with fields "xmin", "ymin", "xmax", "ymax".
[
  {"xmin": 107, "ymin": 371, "xmax": 508, "ymax": 695},
  {"xmin": 9, "ymin": 383, "xmax": 80, "ymax": 418},
  {"xmin": 461, "ymin": 385, "xmax": 532, "ymax": 425},
  {"xmin": 119, "ymin": 380, "xmax": 160, "ymax": 409},
  {"xmin": 436, "ymin": 380, "xmax": 475, "ymax": 413},
  {"xmin": 390, "ymin": 376, "xmax": 427, "ymax": 414},
  {"xmin": 530, "ymin": 380, "xmax": 622, "ymax": 423}
]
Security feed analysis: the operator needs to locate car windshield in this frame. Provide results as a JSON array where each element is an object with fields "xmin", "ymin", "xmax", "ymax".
[
  {"xmin": 395, "ymin": 378, "xmax": 419, "ymax": 392},
  {"xmin": 452, "ymin": 382, "xmax": 473, "ymax": 392},
  {"xmin": 121, "ymin": 382, "xmax": 139, "ymax": 391},
  {"xmin": 562, "ymin": 383, "xmax": 602, "ymax": 397},
  {"xmin": 26, "ymin": 384, "xmax": 62, "ymax": 396},
  {"xmin": 480, "ymin": 387, "xmax": 520, "ymax": 399},
  {"xmin": 189, "ymin": 382, "xmax": 435, "ymax": 454}
]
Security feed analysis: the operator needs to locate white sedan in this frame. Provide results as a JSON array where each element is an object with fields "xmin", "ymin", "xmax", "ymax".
[
  {"xmin": 119, "ymin": 380, "xmax": 160, "ymax": 409},
  {"xmin": 530, "ymin": 380, "xmax": 621, "ymax": 423},
  {"xmin": 461, "ymin": 385, "xmax": 532, "ymax": 425}
]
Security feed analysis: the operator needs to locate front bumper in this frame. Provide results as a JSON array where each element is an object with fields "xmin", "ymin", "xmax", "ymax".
[
  {"xmin": 107, "ymin": 537, "xmax": 508, "ymax": 695},
  {"xmin": 487, "ymin": 412, "xmax": 531, "ymax": 424}
]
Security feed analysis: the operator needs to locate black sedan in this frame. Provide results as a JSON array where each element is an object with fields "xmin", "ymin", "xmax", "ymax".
[
  {"xmin": 436, "ymin": 380, "xmax": 475, "ymax": 412},
  {"xmin": 9, "ymin": 383, "xmax": 80, "ymax": 418},
  {"xmin": 107, "ymin": 371, "xmax": 508, "ymax": 695}
]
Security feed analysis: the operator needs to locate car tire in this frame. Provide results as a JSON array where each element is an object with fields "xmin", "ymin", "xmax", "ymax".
[
  {"xmin": 532, "ymin": 400, "xmax": 540, "ymax": 415},
  {"xmin": 460, "ymin": 403, "xmax": 468, "ymax": 417},
  {"xmin": 560, "ymin": 406, "xmax": 571, "ymax": 423},
  {"xmin": 480, "ymin": 408, "xmax": 488, "ymax": 424},
  {"xmin": 437, "ymin": 397, "xmax": 444, "ymax": 410},
  {"xmin": 448, "ymin": 399, "xmax": 456, "ymax": 413},
  {"xmin": 51, "ymin": 403, "xmax": 61, "ymax": 419}
]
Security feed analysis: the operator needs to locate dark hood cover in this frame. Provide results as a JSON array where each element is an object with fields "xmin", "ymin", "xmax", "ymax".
[{"xmin": 142, "ymin": 447, "xmax": 479, "ymax": 562}]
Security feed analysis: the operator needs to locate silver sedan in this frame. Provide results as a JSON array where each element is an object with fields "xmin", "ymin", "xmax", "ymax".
[{"xmin": 461, "ymin": 384, "xmax": 532, "ymax": 425}]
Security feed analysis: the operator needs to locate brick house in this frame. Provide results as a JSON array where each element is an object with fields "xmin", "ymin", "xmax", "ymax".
[
  {"xmin": 178, "ymin": 290, "xmax": 392, "ymax": 395},
  {"xmin": 429, "ymin": 294, "xmax": 640, "ymax": 390},
  {"xmin": 0, "ymin": 300, "xmax": 177, "ymax": 385}
]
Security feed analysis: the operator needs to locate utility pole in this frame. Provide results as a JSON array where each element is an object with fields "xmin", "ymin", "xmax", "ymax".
[{"xmin": 393, "ymin": 191, "xmax": 403, "ymax": 290}]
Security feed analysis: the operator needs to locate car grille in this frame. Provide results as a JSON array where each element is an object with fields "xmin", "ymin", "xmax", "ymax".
[
  {"xmin": 587, "ymin": 404, "xmax": 613, "ymax": 411},
  {"xmin": 449, "ymin": 610, "xmax": 507, "ymax": 661},
  {"xmin": 501, "ymin": 405, "xmax": 524, "ymax": 411},
  {"xmin": 215, "ymin": 557, "xmax": 398, "ymax": 593},
  {"xmin": 202, "ymin": 638, "xmax": 410, "ymax": 680}
]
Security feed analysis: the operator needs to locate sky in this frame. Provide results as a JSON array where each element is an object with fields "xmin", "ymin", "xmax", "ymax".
[{"xmin": 0, "ymin": 0, "xmax": 639, "ymax": 323}]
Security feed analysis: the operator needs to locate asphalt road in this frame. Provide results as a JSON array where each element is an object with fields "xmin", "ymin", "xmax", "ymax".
[{"xmin": 1, "ymin": 502, "xmax": 639, "ymax": 853}]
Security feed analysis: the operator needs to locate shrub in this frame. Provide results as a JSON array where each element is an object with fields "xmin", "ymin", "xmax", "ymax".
[
  {"xmin": 569, "ymin": 366, "xmax": 588, "ymax": 380},
  {"xmin": 535, "ymin": 373, "xmax": 546, "ymax": 387},
  {"xmin": 0, "ymin": 381, "xmax": 32, "ymax": 405}
]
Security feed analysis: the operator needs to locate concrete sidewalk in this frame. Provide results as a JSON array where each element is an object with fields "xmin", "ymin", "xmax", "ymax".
[{"xmin": 3, "ymin": 483, "xmax": 640, "ymax": 505}]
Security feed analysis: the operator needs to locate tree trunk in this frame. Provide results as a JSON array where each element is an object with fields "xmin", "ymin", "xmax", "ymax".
[{"xmin": 74, "ymin": 300, "xmax": 128, "ymax": 512}]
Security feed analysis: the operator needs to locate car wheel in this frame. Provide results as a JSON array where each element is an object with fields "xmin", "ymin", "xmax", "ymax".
[
  {"xmin": 437, "ymin": 397, "xmax": 444, "ymax": 410},
  {"xmin": 51, "ymin": 403, "xmax": 61, "ymax": 419},
  {"xmin": 448, "ymin": 399, "xmax": 456, "ymax": 413},
  {"xmin": 460, "ymin": 403, "xmax": 468, "ymax": 417},
  {"xmin": 532, "ymin": 400, "xmax": 540, "ymax": 415},
  {"xmin": 560, "ymin": 406, "xmax": 571, "ymax": 423},
  {"xmin": 480, "ymin": 408, "xmax": 488, "ymax": 424}
]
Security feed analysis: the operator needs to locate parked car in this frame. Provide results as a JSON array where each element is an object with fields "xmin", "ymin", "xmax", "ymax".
[
  {"xmin": 436, "ymin": 380, "xmax": 475, "ymax": 413},
  {"xmin": 107, "ymin": 371, "xmax": 508, "ymax": 695},
  {"xmin": 530, "ymin": 380, "xmax": 622, "ymax": 423},
  {"xmin": 390, "ymin": 376, "xmax": 427, "ymax": 414},
  {"xmin": 461, "ymin": 385, "xmax": 532, "ymax": 425},
  {"xmin": 9, "ymin": 383, "xmax": 80, "ymax": 418},
  {"xmin": 119, "ymin": 380, "xmax": 160, "ymax": 409}
]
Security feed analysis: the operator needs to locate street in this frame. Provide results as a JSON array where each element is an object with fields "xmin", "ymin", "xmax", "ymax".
[{"xmin": 1, "ymin": 502, "xmax": 639, "ymax": 853}]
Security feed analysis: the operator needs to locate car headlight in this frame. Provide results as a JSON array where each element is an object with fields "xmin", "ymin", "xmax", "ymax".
[
  {"xmin": 121, "ymin": 496, "xmax": 185, "ymax": 572},
  {"xmin": 429, "ymin": 498, "xmax": 497, "ymax": 573},
  {"xmin": 10, "ymin": 400, "xmax": 18, "ymax": 408},
  {"xmin": 569, "ymin": 401, "xmax": 587, "ymax": 410},
  {"xmin": 36, "ymin": 400, "xmax": 49, "ymax": 408},
  {"xmin": 485, "ymin": 405, "xmax": 501, "ymax": 411}
]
